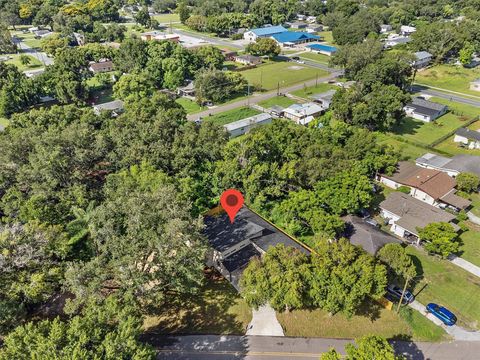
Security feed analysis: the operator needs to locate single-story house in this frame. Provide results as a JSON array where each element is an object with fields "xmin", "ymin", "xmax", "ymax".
[
  {"xmin": 403, "ymin": 97, "xmax": 448, "ymax": 122},
  {"xmin": 93, "ymin": 100, "xmax": 124, "ymax": 116},
  {"xmin": 413, "ymin": 51, "xmax": 433, "ymax": 69},
  {"xmin": 203, "ymin": 206, "xmax": 310, "ymax": 289},
  {"xmin": 141, "ymin": 31, "xmax": 180, "ymax": 42},
  {"xmin": 88, "ymin": 60, "xmax": 114, "ymax": 73},
  {"xmin": 400, "ymin": 25, "xmax": 416, "ymax": 35},
  {"xmin": 454, "ymin": 128, "xmax": 480, "ymax": 149},
  {"xmin": 416, "ymin": 153, "xmax": 480, "ymax": 177},
  {"xmin": 271, "ymin": 31, "xmax": 320, "ymax": 47},
  {"xmin": 306, "ymin": 43, "xmax": 337, "ymax": 56},
  {"xmin": 177, "ymin": 81, "xmax": 196, "ymax": 97},
  {"xmin": 233, "ymin": 54, "xmax": 262, "ymax": 66},
  {"xmin": 288, "ymin": 22, "xmax": 308, "ymax": 29},
  {"xmin": 296, "ymin": 14, "xmax": 306, "ymax": 21},
  {"xmin": 342, "ymin": 215, "xmax": 401, "ymax": 255},
  {"xmin": 383, "ymin": 34, "xmax": 411, "ymax": 48},
  {"xmin": 470, "ymin": 79, "xmax": 480, "ymax": 92},
  {"xmin": 306, "ymin": 16, "xmax": 317, "ymax": 23},
  {"xmin": 24, "ymin": 68, "xmax": 45, "ymax": 78},
  {"xmin": 379, "ymin": 192, "xmax": 458, "ymax": 244},
  {"xmin": 34, "ymin": 30, "xmax": 53, "ymax": 38},
  {"xmin": 243, "ymin": 25, "xmax": 288, "ymax": 42},
  {"xmin": 377, "ymin": 161, "xmax": 471, "ymax": 211},
  {"xmin": 380, "ymin": 24, "xmax": 393, "ymax": 33},
  {"xmin": 307, "ymin": 24, "xmax": 323, "ymax": 32},
  {"xmin": 267, "ymin": 105, "xmax": 285, "ymax": 117},
  {"xmin": 310, "ymin": 89, "xmax": 336, "ymax": 109},
  {"xmin": 224, "ymin": 113, "xmax": 272, "ymax": 138},
  {"xmin": 283, "ymin": 102, "xmax": 323, "ymax": 125},
  {"xmin": 28, "ymin": 26, "xmax": 39, "ymax": 33}
]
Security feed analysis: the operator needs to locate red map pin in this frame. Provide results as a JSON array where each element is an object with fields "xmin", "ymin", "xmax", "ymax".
[{"xmin": 220, "ymin": 189, "xmax": 244, "ymax": 223}]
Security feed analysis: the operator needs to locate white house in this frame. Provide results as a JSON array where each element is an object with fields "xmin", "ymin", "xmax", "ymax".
[
  {"xmin": 379, "ymin": 192, "xmax": 458, "ymax": 244},
  {"xmin": 404, "ymin": 97, "xmax": 448, "ymax": 122},
  {"xmin": 413, "ymin": 51, "xmax": 433, "ymax": 69},
  {"xmin": 283, "ymin": 102, "xmax": 323, "ymax": 125},
  {"xmin": 383, "ymin": 34, "xmax": 411, "ymax": 48},
  {"xmin": 93, "ymin": 100, "xmax": 124, "ymax": 116},
  {"xmin": 454, "ymin": 128, "xmax": 480, "ymax": 149},
  {"xmin": 243, "ymin": 25, "xmax": 287, "ymax": 42},
  {"xmin": 380, "ymin": 24, "xmax": 393, "ymax": 33},
  {"xmin": 400, "ymin": 25, "xmax": 416, "ymax": 35},
  {"xmin": 224, "ymin": 113, "xmax": 272, "ymax": 138},
  {"xmin": 416, "ymin": 153, "xmax": 480, "ymax": 178},
  {"xmin": 470, "ymin": 79, "xmax": 480, "ymax": 92}
]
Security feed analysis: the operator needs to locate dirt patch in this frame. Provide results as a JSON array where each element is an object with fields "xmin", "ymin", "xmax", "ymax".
[{"xmin": 288, "ymin": 65, "xmax": 304, "ymax": 70}]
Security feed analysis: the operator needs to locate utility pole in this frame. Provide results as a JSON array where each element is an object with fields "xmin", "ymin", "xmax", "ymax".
[
  {"xmin": 316, "ymin": 73, "xmax": 318, "ymax": 87},
  {"xmin": 396, "ymin": 276, "xmax": 410, "ymax": 313},
  {"xmin": 277, "ymin": 81, "xmax": 280, "ymax": 96},
  {"xmin": 247, "ymin": 84, "xmax": 250, "ymax": 105}
]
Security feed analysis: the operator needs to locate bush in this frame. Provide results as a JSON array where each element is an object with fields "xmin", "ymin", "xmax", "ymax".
[{"xmin": 398, "ymin": 185, "xmax": 411, "ymax": 194}]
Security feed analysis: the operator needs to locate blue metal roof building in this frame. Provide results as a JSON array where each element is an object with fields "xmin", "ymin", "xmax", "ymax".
[
  {"xmin": 271, "ymin": 31, "xmax": 320, "ymax": 44},
  {"xmin": 306, "ymin": 43, "xmax": 338, "ymax": 55},
  {"xmin": 250, "ymin": 25, "xmax": 288, "ymax": 37}
]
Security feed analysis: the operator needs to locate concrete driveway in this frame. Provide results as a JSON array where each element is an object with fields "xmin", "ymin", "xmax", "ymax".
[{"xmin": 246, "ymin": 305, "xmax": 284, "ymax": 336}]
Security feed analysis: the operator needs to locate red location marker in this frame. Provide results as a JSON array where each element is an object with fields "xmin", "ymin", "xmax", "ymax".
[{"xmin": 220, "ymin": 189, "xmax": 244, "ymax": 223}]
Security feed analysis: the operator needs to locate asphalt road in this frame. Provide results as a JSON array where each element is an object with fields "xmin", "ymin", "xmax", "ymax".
[
  {"xmin": 149, "ymin": 335, "xmax": 480, "ymax": 360},
  {"xmin": 12, "ymin": 37, "xmax": 53, "ymax": 66},
  {"xmin": 186, "ymin": 71, "xmax": 342, "ymax": 121},
  {"xmin": 411, "ymin": 85, "xmax": 480, "ymax": 108}
]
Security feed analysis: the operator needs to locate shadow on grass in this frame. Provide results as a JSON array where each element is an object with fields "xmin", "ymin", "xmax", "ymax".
[
  {"xmin": 391, "ymin": 117, "xmax": 424, "ymax": 136},
  {"xmin": 142, "ymin": 269, "xmax": 250, "ymax": 336}
]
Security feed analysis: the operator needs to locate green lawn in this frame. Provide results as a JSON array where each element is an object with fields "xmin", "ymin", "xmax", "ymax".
[
  {"xmin": 290, "ymin": 83, "xmax": 336, "ymax": 99},
  {"xmin": 388, "ymin": 97, "xmax": 478, "ymax": 147},
  {"xmin": 406, "ymin": 246, "xmax": 480, "ymax": 330},
  {"xmin": 376, "ymin": 132, "xmax": 435, "ymax": 160},
  {"xmin": 12, "ymin": 31, "xmax": 44, "ymax": 49},
  {"xmin": 398, "ymin": 307, "xmax": 449, "ymax": 342},
  {"xmin": 204, "ymin": 107, "xmax": 261, "ymax": 126},
  {"xmin": 4, "ymin": 53, "xmax": 43, "ymax": 71},
  {"xmin": 299, "ymin": 51, "xmax": 331, "ymax": 65},
  {"xmin": 318, "ymin": 31, "xmax": 334, "ymax": 44},
  {"xmin": 175, "ymin": 97, "xmax": 205, "ymax": 114},
  {"xmin": 470, "ymin": 192, "xmax": 480, "ymax": 217},
  {"xmin": 258, "ymin": 96, "xmax": 297, "ymax": 108},
  {"xmin": 434, "ymin": 116, "xmax": 480, "ymax": 156},
  {"xmin": 415, "ymin": 64, "xmax": 480, "ymax": 97},
  {"xmin": 276, "ymin": 300, "xmax": 447, "ymax": 341},
  {"xmin": 143, "ymin": 273, "xmax": 252, "ymax": 335},
  {"xmin": 458, "ymin": 221, "xmax": 480, "ymax": 267},
  {"xmin": 152, "ymin": 13, "xmax": 180, "ymax": 23},
  {"xmin": 239, "ymin": 61, "xmax": 328, "ymax": 91}
]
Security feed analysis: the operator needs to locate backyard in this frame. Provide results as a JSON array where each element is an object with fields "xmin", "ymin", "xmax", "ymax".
[
  {"xmin": 258, "ymin": 96, "xmax": 297, "ymax": 108},
  {"xmin": 143, "ymin": 272, "xmax": 252, "ymax": 335},
  {"xmin": 415, "ymin": 64, "xmax": 480, "ymax": 97},
  {"xmin": 276, "ymin": 300, "xmax": 447, "ymax": 341},
  {"xmin": 152, "ymin": 13, "xmax": 180, "ymax": 23},
  {"xmin": 376, "ymin": 133, "xmax": 432, "ymax": 160},
  {"xmin": 434, "ymin": 120, "xmax": 480, "ymax": 156},
  {"xmin": 290, "ymin": 82, "xmax": 337, "ymax": 99},
  {"xmin": 203, "ymin": 106, "xmax": 261, "ymax": 126},
  {"xmin": 458, "ymin": 221, "xmax": 480, "ymax": 268},
  {"xmin": 3, "ymin": 53, "xmax": 43, "ymax": 71},
  {"xmin": 175, "ymin": 97, "xmax": 205, "ymax": 114},
  {"xmin": 239, "ymin": 61, "xmax": 328, "ymax": 91}
]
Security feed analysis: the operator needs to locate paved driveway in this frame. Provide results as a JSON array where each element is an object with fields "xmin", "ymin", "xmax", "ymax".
[{"xmin": 246, "ymin": 305, "xmax": 284, "ymax": 336}]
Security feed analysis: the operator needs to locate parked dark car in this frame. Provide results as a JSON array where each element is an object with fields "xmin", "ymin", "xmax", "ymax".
[
  {"xmin": 291, "ymin": 56, "xmax": 300, "ymax": 60},
  {"xmin": 386, "ymin": 284, "xmax": 415, "ymax": 304},
  {"xmin": 426, "ymin": 303, "xmax": 457, "ymax": 326}
]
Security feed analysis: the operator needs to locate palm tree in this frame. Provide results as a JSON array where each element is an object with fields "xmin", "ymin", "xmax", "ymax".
[
  {"xmin": 19, "ymin": 54, "xmax": 31, "ymax": 66},
  {"xmin": 66, "ymin": 201, "xmax": 96, "ymax": 258}
]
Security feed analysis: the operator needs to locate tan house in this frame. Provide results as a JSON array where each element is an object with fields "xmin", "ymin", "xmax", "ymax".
[{"xmin": 89, "ymin": 60, "xmax": 114, "ymax": 73}]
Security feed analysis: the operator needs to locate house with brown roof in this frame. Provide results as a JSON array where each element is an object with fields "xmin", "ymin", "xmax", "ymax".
[
  {"xmin": 378, "ymin": 161, "xmax": 471, "ymax": 211},
  {"xmin": 89, "ymin": 60, "xmax": 114, "ymax": 73},
  {"xmin": 379, "ymin": 192, "xmax": 459, "ymax": 244}
]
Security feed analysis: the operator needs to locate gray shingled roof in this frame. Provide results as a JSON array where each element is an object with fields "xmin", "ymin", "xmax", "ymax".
[
  {"xmin": 405, "ymin": 97, "xmax": 447, "ymax": 117},
  {"xmin": 456, "ymin": 128, "xmax": 480, "ymax": 142},
  {"xmin": 414, "ymin": 51, "xmax": 432, "ymax": 60}
]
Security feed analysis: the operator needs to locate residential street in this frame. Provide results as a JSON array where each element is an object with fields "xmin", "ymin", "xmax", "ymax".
[
  {"xmin": 186, "ymin": 72, "xmax": 342, "ymax": 121},
  {"xmin": 12, "ymin": 37, "xmax": 53, "ymax": 66},
  {"xmin": 149, "ymin": 335, "xmax": 480, "ymax": 360},
  {"xmin": 412, "ymin": 85, "xmax": 480, "ymax": 108}
]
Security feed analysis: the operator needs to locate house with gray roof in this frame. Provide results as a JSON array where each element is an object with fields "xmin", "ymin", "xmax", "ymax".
[
  {"xmin": 93, "ymin": 100, "xmax": 124, "ymax": 116},
  {"xmin": 404, "ymin": 97, "xmax": 448, "ymax": 122},
  {"xmin": 342, "ymin": 215, "xmax": 401, "ymax": 255},
  {"xmin": 310, "ymin": 89, "xmax": 336, "ymax": 109},
  {"xmin": 224, "ymin": 113, "xmax": 272, "ymax": 138},
  {"xmin": 379, "ymin": 192, "xmax": 458, "ymax": 244},
  {"xmin": 454, "ymin": 128, "xmax": 480, "ymax": 149},
  {"xmin": 412, "ymin": 51, "xmax": 433, "ymax": 69},
  {"xmin": 204, "ymin": 206, "xmax": 310, "ymax": 289},
  {"xmin": 416, "ymin": 153, "xmax": 480, "ymax": 177}
]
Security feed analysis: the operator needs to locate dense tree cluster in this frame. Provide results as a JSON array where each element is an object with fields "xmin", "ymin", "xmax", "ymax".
[
  {"xmin": 241, "ymin": 241, "xmax": 387, "ymax": 316},
  {"xmin": 419, "ymin": 222, "xmax": 460, "ymax": 258},
  {"xmin": 245, "ymin": 37, "xmax": 281, "ymax": 58},
  {"xmin": 321, "ymin": 335, "xmax": 399, "ymax": 360}
]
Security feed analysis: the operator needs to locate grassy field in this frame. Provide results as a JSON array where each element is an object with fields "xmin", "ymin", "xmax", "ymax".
[
  {"xmin": 4, "ymin": 53, "xmax": 43, "ymax": 71},
  {"xmin": 239, "ymin": 61, "xmax": 328, "ymax": 91},
  {"xmin": 204, "ymin": 107, "xmax": 261, "ymax": 126},
  {"xmin": 175, "ymin": 97, "xmax": 205, "ymax": 114},
  {"xmin": 388, "ymin": 97, "xmax": 478, "ymax": 147},
  {"xmin": 258, "ymin": 96, "xmax": 297, "ymax": 108},
  {"xmin": 470, "ymin": 193, "xmax": 480, "ymax": 217},
  {"xmin": 458, "ymin": 221, "xmax": 480, "ymax": 267},
  {"xmin": 153, "ymin": 13, "xmax": 180, "ymax": 23},
  {"xmin": 318, "ymin": 31, "xmax": 334, "ymax": 44},
  {"xmin": 434, "ymin": 118, "xmax": 480, "ymax": 156},
  {"xmin": 415, "ymin": 65, "xmax": 480, "ymax": 97},
  {"xmin": 276, "ymin": 301, "xmax": 447, "ymax": 341},
  {"xmin": 376, "ymin": 133, "xmax": 431, "ymax": 160},
  {"xmin": 143, "ymin": 274, "xmax": 252, "ymax": 335},
  {"xmin": 406, "ymin": 246, "xmax": 480, "ymax": 330},
  {"xmin": 12, "ymin": 30, "xmax": 44, "ymax": 49},
  {"xmin": 299, "ymin": 52, "xmax": 331, "ymax": 64},
  {"xmin": 398, "ymin": 307, "xmax": 449, "ymax": 342},
  {"xmin": 290, "ymin": 83, "xmax": 336, "ymax": 99}
]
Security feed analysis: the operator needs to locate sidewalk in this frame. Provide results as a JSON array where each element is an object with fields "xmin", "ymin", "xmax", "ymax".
[
  {"xmin": 246, "ymin": 305, "xmax": 284, "ymax": 336},
  {"xmin": 448, "ymin": 255, "xmax": 480, "ymax": 278}
]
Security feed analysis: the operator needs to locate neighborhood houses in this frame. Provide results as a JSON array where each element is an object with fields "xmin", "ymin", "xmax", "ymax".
[{"xmin": 404, "ymin": 97, "xmax": 448, "ymax": 122}]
